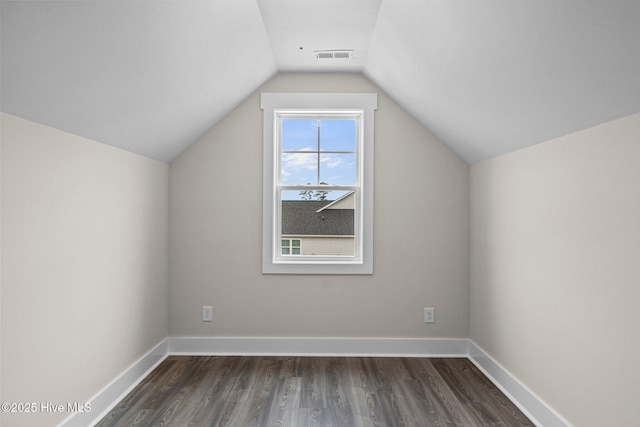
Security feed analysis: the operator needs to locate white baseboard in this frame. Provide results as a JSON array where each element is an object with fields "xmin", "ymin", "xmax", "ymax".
[
  {"xmin": 468, "ymin": 340, "xmax": 571, "ymax": 427},
  {"xmin": 167, "ymin": 336, "xmax": 469, "ymax": 357},
  {"xmin": 59, "ymin": 339, "xmax": 168, "ymax": 427},
  {"xmin": 60, "ymin": 337, "xmax": 569, "ymax": 427}
]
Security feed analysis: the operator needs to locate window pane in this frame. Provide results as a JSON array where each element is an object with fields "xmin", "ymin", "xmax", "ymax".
[
  {"xmin": 320, "ymin": 153, "xmax": 357, "ymax": 185},
  {"xmin": 282, "ymin": 119, "xmax": 317, "ymax": 151},
  {"xmin": 282, "ymin": 247, "xmax": 290, "ymax": 255},
  {"xmin": 320, "ymin": 120, "xmax": 356, "ymax": 152},
  {"xmin": 281, "ymin": 153, "xmax": 318, "ymax": 185},
  {"xmin": 280, "ymin": 191, "xmax": 356, "ymax": 257}
]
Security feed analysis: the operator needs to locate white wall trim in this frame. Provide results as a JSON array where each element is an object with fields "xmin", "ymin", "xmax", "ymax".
[
  {"xmin": 168, "ymin": 336, "xmax": 468, "ymax": 357},
  {"xmin": 59, "ymin": 338, "xmax": 570, "ymax": 427},
  {"xmin": 59, "ymin": 339, "xmax": 168, "ymax": 427},
  {"xmin": 468, "ymin": 340, "xmax": 572, "ymax": 427}
]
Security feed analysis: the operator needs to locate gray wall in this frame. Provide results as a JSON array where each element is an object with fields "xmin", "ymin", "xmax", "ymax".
[
  {"xmin": 470, "ymin": 112, "xmax": 640, "ymax": 427},
  {"xmin": 169, "ymin": 73, "xmax": 470, "ymax": 338},
  {"xmin": 1, "ymin": 113, "xmax": 169, "ymax": 427}
]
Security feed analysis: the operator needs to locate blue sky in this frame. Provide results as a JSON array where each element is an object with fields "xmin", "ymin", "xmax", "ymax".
[{"xmin": 280, "ymin": 119, "xmax": 357, "ymax": 192}]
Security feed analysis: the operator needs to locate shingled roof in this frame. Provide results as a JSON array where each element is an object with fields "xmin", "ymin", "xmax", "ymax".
[{"xmin": 281, "ymin": 200, "xmax": 354, "ymax": 236}]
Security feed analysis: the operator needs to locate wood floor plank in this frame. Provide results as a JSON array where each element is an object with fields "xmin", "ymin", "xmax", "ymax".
[
  {"xmin": 95, "ymin": 356, "xmax": 535, "ymax": 427},
  {"xmin": 400, "ymin": 359, "xmax": 460, "ymax": 426},
  {"xmin": 297, "ymin": 357, "xmax": 328, "ymax": 410}
]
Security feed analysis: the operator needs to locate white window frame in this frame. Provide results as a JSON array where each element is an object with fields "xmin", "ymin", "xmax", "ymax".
[{"xmin": 261, "ymin": 93, "xmax": 377, "ymax": 274}]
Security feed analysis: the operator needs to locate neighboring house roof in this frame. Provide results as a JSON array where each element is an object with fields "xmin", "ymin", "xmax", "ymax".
[
  {"xmin": 282, "ymin": 200, "xmax": 354, "ymax": 236},
  {"xmin": 316, "ymin": 191, "xmax": 355, "ymax": 212}
]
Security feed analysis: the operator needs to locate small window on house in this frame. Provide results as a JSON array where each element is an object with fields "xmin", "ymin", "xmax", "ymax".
[
  {"xmin": 261, "ymin": 93, "xmax": 377, "ymax": 274},
  {"xmin": 281, "ymin": 239, "xmax": 301, "ymax": 255}
]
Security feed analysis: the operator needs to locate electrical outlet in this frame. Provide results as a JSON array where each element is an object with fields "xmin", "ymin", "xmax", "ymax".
[
  {"xmin": 424, "ymin": 307, "xmax": 435, "ymax": 324},
  {"xmin": 202, "ymin": 305, "xmax": 213, "ymax": 322}
]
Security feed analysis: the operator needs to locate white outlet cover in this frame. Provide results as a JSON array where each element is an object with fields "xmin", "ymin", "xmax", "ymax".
[
  {"xmin": 424, "ymin": 307, "xmax": 435, "ymax": 323},
  {"xmin": 202, "ymin": 306, "xmax": 213, "ymax": 322}
]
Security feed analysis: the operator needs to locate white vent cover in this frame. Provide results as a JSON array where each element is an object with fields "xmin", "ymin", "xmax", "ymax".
[{"xmin": 314, "ymin": 49, "xmax": 354, "ymax": 60}]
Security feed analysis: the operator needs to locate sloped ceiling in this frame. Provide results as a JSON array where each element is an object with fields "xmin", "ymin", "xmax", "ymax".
[{"xmin": 2, "ymin": 0, "xmax": 640, "ymax": 163}]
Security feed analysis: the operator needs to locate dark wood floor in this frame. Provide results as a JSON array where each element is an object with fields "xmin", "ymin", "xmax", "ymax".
[{"xmin": 96, "ymin": 356, "xmax": 534, "ymax": 426}]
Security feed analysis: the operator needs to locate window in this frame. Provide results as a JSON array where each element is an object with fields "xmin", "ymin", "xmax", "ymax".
[
  {"xmin": 281, "ymin": 239, "xmax": 301, "ymax": 255},
  {"xmin": 261, "ymin": 93, "xmax": 377, "ymax": 274},
  {"xmin": 280, "ymin": 115, "xmax": 357, "ymax": 258}
]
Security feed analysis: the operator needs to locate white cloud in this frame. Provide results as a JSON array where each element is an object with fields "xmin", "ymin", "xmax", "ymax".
[
  {"xmin": 321, "ymin": 155, "xmax": 344, "ymax": 168},
  {"xmin": 282, "ymin": 152, "xmax": 317, "ymax": 170}
]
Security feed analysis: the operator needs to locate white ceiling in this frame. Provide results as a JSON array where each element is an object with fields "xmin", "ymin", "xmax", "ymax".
[
  {"xmin": 1, "ymin": 0, "xmax": 277, "ymax": 161},
  {"xmin": 2, "ymin": 0, "xmax": 640, "ymax": 163},
  {"xmin": 258, "ymin": 0, "xmax": 382, "ymax": 72}
]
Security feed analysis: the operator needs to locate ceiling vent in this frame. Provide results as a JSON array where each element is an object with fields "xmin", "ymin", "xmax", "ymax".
[{"xmin": 314, "ymin": 50, "xmax": 354, "ymax": 60}]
